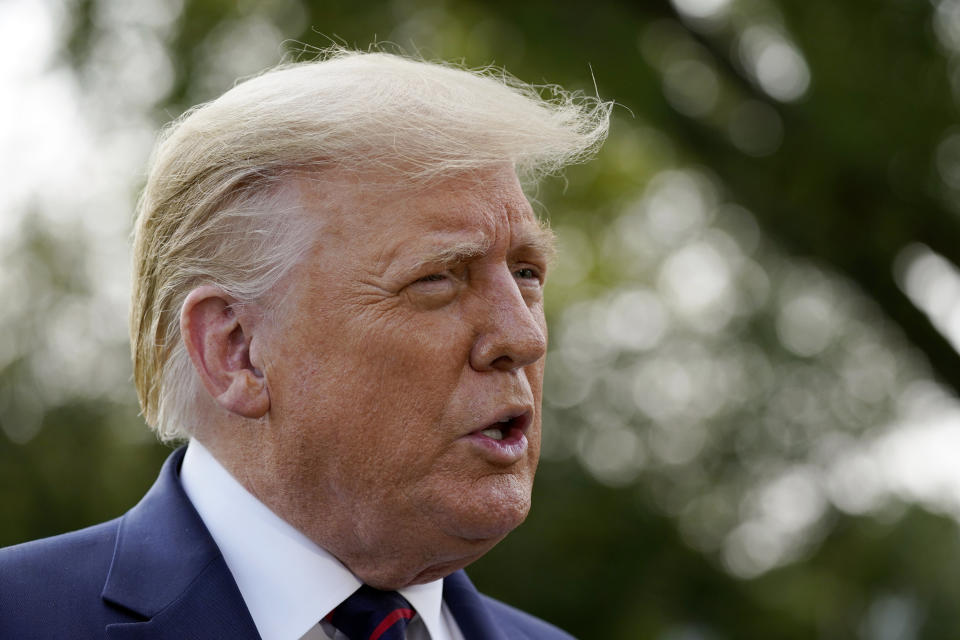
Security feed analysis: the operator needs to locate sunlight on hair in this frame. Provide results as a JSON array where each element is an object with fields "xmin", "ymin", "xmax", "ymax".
[{"xmin": 131, "ymin": 48, "xmax": 612, "ymax": 441}]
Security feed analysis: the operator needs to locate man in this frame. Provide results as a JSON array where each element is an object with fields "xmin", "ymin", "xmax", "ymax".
[{"xmin": 0, "ymin": 49, "xmax": 609, "ymax": 639}]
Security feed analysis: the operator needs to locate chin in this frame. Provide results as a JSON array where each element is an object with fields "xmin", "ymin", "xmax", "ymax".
[
  {"xmin": 436, "ymin": 475, "xmax": 533, "ymax": 543},
  {"xmin": 349, "ymin": 521, "xmax": 509, "ymax": 590},
  {"xmin": 343, "ymin": 486, "xmax": 532, "ymax": 590}
]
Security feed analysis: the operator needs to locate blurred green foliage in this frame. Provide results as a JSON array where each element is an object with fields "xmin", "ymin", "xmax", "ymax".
[{"xmin": 6, "ymin": 0, "xmax": 960, "ymax": 637}]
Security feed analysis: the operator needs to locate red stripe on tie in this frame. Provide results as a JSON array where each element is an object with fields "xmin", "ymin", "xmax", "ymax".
[{"xmin": 369, "ymin": 608, "xmax": 415, "ymax": 640}]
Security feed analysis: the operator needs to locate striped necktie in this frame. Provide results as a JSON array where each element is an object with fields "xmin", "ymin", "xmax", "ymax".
[{"xmin": 330, "ymin": 585, "xmax": 416, "ymax": 640}]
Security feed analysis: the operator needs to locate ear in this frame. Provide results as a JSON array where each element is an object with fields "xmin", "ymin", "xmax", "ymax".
[{"xmin": 180, "ymin": 286, "xmax": 270, "ymax": 419}]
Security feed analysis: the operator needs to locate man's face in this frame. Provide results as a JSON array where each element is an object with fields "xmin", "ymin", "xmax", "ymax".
[{"xmin": 251, "ymin": 165, "xmax": 552, "ymax": 587}]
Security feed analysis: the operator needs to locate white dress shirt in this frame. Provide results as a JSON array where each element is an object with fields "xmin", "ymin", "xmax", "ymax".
[{"xmin": 180, "ymin": 438, "xmax": 465, "ymax": 640}]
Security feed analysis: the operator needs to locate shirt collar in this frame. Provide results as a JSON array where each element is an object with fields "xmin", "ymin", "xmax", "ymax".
[{"xmin": 180, "ymin": 438, "xmax": 447, "ymax": 640}]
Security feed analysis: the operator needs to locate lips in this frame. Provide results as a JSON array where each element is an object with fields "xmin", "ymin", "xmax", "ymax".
[
  {"xmin": 474, "ymin": 411, "xmax": 531, "ymax": 443},
  {"xmin": 463, "ymin": 409, "xmax": 532, "ymax": 465}
]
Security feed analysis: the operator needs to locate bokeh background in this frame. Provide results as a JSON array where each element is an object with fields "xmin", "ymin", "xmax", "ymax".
[{"xmin": 5, "ymin": 0, "xmax": 960, "ymax": 637}]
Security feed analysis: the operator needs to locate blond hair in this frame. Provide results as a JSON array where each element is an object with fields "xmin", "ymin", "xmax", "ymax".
[{"xmin": 131, "ymin": 48, "xmax": 611, "ymax": 441}]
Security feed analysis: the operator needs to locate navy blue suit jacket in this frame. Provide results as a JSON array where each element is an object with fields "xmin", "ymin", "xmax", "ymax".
[{"xmin": 0, "ymin": 448, "xmax": 573, "ymax": 639}]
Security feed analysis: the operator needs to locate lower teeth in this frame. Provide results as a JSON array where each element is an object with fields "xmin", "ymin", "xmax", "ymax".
[{"xmin": 480, "ymin": 428, "xmax": 504, "ymax": 441}]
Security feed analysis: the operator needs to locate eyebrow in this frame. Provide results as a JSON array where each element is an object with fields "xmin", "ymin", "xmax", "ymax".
[
  {"xmin": 407, "ymin": 224, "xmax": 558, "ymax": 274},
  {"xmin": 407, "ymin": 238, "xmax": 493, "ymax": 273},
  {"xmin": 517, "ymin": 223, "xmax": 558, "ymax": 265}
]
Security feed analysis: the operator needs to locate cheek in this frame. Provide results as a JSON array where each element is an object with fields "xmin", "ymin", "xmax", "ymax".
[
  {"xmin": 268, "ymin": 293, "xmax": 479, "ymax": 451},
  {"xmin": 525, "ymin": 356, "xmax": 546, "ymax": 394},
  {"xmin": 289, "ymin": 328, "xmax": 471, "ymax": 458},
  {"xmin": 356, "ymin": 312, "xmax": 473, "ymax": 388}
]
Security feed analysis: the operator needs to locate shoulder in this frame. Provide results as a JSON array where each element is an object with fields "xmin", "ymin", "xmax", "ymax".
[
  {"xmin": 0, "ymin": 518, "xmax": 120, "ymax": 591},
  {"xmin": 0, "ymin": 519, "xmax": 136, "ymax": 639},
  {"xmin": 478, "ymin": 593, "xmax": 577, "ymax": 639}
]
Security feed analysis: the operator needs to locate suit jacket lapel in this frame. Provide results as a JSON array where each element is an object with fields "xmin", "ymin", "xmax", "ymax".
[
  {"xmin": 443, "ymin": 570, "xmax": 506, "ymax": 640},
  {"xmin": 104, "ymin": 556, "xmax": 259, "ymax": 640},
  {"xmin": 101, "ymin": 448, "xmax": 260, "ymax": 640},
  {"xmin": 98, "ymin": 448, "xmax": 512, "ymax": 640}
]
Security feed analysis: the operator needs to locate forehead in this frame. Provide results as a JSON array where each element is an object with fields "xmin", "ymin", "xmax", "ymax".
[{"xmin": 303, "ymin": 166, "xmax": 548, "ymax": 262}]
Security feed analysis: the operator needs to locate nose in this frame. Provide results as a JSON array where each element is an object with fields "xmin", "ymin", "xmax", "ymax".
[{"xmin": 469, "ymin": 269, "xmax": 547, "ymax": 372}]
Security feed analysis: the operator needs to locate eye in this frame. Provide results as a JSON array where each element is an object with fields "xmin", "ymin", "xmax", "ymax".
[
  {"xmin": 407, "ymin": 270, "xmax": 456, "ymax": 294},
  {"xmin": 513, "ymin": 267, "xmax": 542, "ymax": 282},
  {"xmin": 404, "ymin": 271, "xmax": 459, "ymax": 310},
  {"xmin": 416, "ymin": 273, "xmax": 448, "ymax": 283}
]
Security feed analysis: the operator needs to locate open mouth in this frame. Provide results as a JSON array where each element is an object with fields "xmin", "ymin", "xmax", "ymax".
[{"xmin": 476, "ymin": 412, "xmax": 530, "ymax": 443}]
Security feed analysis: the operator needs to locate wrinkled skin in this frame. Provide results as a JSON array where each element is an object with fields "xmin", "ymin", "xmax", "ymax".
[{"xmin": 189, "ymin": 165, "xmax": 553, "ymax": 589}]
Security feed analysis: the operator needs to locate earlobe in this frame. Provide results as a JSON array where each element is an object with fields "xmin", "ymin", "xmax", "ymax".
[{"xmin": 180, "ymin": 286, "xmax": 270, "ymax": 419}]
